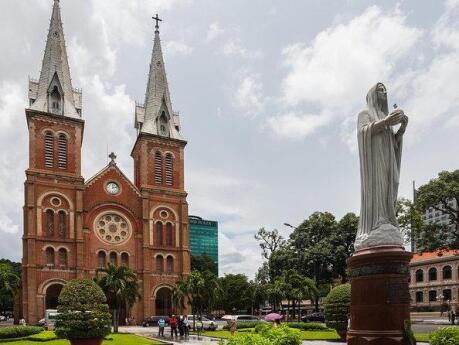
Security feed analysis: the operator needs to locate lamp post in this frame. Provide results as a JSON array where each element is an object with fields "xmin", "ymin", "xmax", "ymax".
[{"xmin": 284, "ymin": 223, "xmax": 296, "ymax": 230}]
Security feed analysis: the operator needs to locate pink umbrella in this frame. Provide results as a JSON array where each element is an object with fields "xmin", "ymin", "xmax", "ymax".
[{"xmin": 264, "ymin": 313, "xmax": 283, "ymax": 321}]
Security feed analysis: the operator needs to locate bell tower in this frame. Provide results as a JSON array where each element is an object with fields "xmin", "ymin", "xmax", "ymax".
[
  {"xmin": 131, "ymin": 15, "xmax": 190, "ymax": 316},
  {"xmin": 22, "ymin": 0, "xmax": 84, "ymax": 323}
]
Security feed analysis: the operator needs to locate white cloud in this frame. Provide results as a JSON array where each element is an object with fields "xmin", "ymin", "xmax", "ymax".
[
  {"xmin": 266, "ymin": 112, "xmax": 330, "ymax": 139},
  {"xmin": 281, "ymin": 6, "xmax": 422, "ymax": 110},
  {"xmin": 165, "ymin": 41, "xmax": 194, "ymax": 58},
  {"xmin": 206, "ymin": 22, "xmax": 224, "ymax": 42},
  {"xmin": 235, "ymin": 75, "xmax": 265, "ymax": 115},
  {"xmin": 222, "ymin": 39, "xmax": 263, "ymax": 59}
]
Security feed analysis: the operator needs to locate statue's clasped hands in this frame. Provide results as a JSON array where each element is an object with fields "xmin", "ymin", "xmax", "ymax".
[{"xmin": 385, "ymin": 109, "xmax": 408, "ymax": 127}]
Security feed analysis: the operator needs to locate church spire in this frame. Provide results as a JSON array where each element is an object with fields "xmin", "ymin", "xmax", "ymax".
[
  {"xmin": 135, "ymin": 15, "xmax": 183, "ymax": 140},
  {"xmin": 28, "ymin": 0, "xmax": 81, "ymax": 118}
]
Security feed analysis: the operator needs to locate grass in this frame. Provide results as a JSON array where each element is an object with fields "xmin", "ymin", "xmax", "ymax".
[
  {"xmin": 1, "ymin": 333, "xmax": 161, "ymax": 345},
  {"xmin": 197, "ymin": 329, "xmax": 432, "ymax": 342}
]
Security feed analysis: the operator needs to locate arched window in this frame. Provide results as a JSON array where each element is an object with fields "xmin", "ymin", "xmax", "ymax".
[
  {"xmin": 429, "ymin": 290, "xmax": 437, "ymax": 302},
  {"xmin": 121, "ymin": 253, "xmax": 129, "ymax": 266},
  {"xmin": 58, "ymin": 211, "xmax": 66, "ymax": 238},
  {"xmin": 156, "ymin": 255, "xmax": 164, "ymax": 273},
  {"xmin": 98, "ymin": 251, "xmax": 106, "ymax": 268},
  {"xmin": 110, "ymin": 252, "xmax": 117, "ymax": 266},
  {"xmin": 46, "ymin": 247, "xmax": 55, "ymax": 266},
  {"xmin": 159, "ymin": 111, "xmax": 169, "ymax": 136},
  {"xmin": 166, "ymin": 256, "xmax": 174, "ymax": 273},
  {"xmin": 46, "ymin": 210, "xmax": 54, "ymax": 236},
  {"xmin": 443, "ymin": 289, "xmax": 452, "ymax": 301},
  {"xmin": 415, "ymin": 269, "xmax": 424, "ymax": 282},
  {"xmin": 44, "ymin": 131, "xmax": 54, "ymax": 168},
  {"xmin": 166, "ymin": 222, "xmax": 173, "ymax": 246},
  {"xmin": 165, "ymin": 153, "xmax": 173, "ymax": 186},
  {"xmin": 443, "ymin": 266, "xmax": 452, "ymax": 280},
  {"xmin": 429, "ymin": 268, "xmax": 437, "ymax": 281},
  {"xmin": 415, "ymin": 291, "xmax": 423, "ymax": 303},
  {"xmin": 57, "ymin": 134, "xmax": 67, "ymax": 169},
  {"xmin": 154, "ymin": 151, "xmax": 162, "ymax": 184},
  {"xmin": 156, "ymin": 222, "xmax": 163, "ymax": 246},
  {"xmin": 58, "ymin": 248, "xmax": 67, "ymax": 267}
]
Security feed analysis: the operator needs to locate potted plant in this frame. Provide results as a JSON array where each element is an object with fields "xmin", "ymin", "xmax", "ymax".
[
  {"xmin": 55, "ymin": 279, "xmax": 111, "ymax": 345},
  {"xmin": 324, "ymin": 283, "xmax": 351, "ymax": 340}
]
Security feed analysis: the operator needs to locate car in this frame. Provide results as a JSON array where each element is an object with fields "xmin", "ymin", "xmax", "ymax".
[
  {"xmin": 187, "ymin": 315, "xmax": 217, "ymax": 330},
  {"xmin": 0, "ymin": 315, "xmax": 7, "ymax": 321},
  {"xmin": 301, "ymin": 312, "xmax": 325, "ymax": 323},
  {"xmin": 235, "ymin": 315, "xmax": 264, "ymax": 322},
  {"xmin": 142, "ymin": 316, "xmax": 170, "ymax": 327}
]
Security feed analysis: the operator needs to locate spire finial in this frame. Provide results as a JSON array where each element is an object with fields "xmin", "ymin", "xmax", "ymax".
[
  {"xmin": 153, "ymin": 13, "xmax": 162, "ymax": 33},
  {"xmin": 109, "ymin": 152, "xmax": 117, "ymax": 165}
]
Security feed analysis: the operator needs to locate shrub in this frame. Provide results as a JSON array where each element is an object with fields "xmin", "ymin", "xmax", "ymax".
[
  {"xmin": 287, "ymin": 322, "xmax": 331, "ymax": 331},
  {"xmin": 0, "ymin": 326, "xmax": 42, "ymax": 339},
  {"xmin": 324, "ymin": 283, "xmax": 351, "ymax": 332},
  {"xmin": 55, "ymin": 279, "xmax": 112, "ymax": 340},
  {"xmin": 430, "ymin": 326, "xmax": 459, "ymax": 345},
  {"xmin": 225, "ymin": 324, "xmax": 301, "ymax": 345},
  {"xmin": 254, "ymin": 323, "xmax": 272, "ymax": 333}
]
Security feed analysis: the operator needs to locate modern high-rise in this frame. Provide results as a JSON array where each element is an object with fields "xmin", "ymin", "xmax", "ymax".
[{"xmin": 189, "ymin": 216, "xmax": 219, "ymax": 275}]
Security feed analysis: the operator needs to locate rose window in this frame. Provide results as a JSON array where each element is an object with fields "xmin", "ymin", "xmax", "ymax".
[{"xmin": 95, "ymin": 213, "xmax": 131, "ymax": 244}]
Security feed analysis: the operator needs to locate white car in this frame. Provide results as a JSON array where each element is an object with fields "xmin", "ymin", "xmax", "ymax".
[{"xmin": 187, "ymin": 315, "xmax": 217, "ymax": 330}]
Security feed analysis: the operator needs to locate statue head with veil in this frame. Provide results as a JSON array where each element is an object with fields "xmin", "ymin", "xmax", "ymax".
[{"xmin": 354, "ymin": 83, "xmax": 409, "ymax": 251}]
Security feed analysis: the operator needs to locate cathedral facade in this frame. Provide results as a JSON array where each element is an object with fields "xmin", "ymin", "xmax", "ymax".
[{"xmin": 22, "ymin": 0, "xmax": 190, "ymax": 323}]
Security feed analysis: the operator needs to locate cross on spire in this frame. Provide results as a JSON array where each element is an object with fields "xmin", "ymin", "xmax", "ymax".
[
  {"xmin": 153, "ymin": 14, "xmax": 162, "ymax": 33},
  {"xmin": 109, "ymin": 152, "xmax": 117, "ymax": 165}
]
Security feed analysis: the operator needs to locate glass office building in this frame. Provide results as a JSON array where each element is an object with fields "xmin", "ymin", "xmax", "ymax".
[{"xmin": 189, "ymin": 215, "xmax": 218, "ymax": 275}]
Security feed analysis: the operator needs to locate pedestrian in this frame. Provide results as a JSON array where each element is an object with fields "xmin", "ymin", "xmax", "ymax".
[
  {"xmin": 158, "ymin": 317, "xmax": 165, "ymax": 337},
  {"xmin": 170, "ymin": 314, "xmax": 178, "ymax": 338},
  {"xmin": 196, "ymin": 316, "xmax": 203, "ymax": 338},
  {"xmin": 178, "ymin": 315, "xmax": 184, "ymax": 336},
  {"xmin": 229, "ymin": 317, "xmax": 237, "ymax": 336},
  {"xmin": 183, "ymin": 315, "xmax": 190, "ymax": 337},
  {"xmin": 448, "ymin": 310, "xmax": 451, "ymax": 323},
  {"xmin": 451, "ymin": 311, "xmax": 456, "ymax": 325}
]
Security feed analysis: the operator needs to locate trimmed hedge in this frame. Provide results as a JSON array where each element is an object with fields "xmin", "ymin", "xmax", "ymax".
[
  {"xmin": 55, "ymin": 279, "xmax": 112, "ymax": 340},
  {"xmin": 226, "ymin": 324, "xmax": 301, "ymax": 345},
  {"xmin": 223, "ymin": 321, "xmax": 261, "ymax": 330},
  {"xmin": 430, "ymin": 326, "xmax": 459, "ymax": 345},
  {"xmin": 324, "ymin": 283, "xmax": 351, "ymax": 332},
  {"xmin": 0, "ymin": 326, "xmax": 42, "ymax": 339},
  {"xmin": 287, "ymin": 322, "xmax": 332, "ymax": 331}
]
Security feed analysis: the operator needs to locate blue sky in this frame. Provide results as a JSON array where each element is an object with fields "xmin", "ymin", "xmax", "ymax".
[{"xmin": 0, "ymin": 0, "xmax": 458, "ymax": 278}]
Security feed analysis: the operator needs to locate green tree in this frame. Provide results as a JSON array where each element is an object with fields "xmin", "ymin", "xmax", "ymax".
[
  {"xmin": 95, "ymin": 264, "xmax": 141, "ymax": 333},
  {"xmin": 219, "ymin": 274, "xmax": 251, "ymax": 313},
  {"xmin": 331, "ymin": 213, "xmax": 358, "ymax": 282},
  {"xmin": 0, "ymin": 262, "xmax": 20, "ymax": 315},
  {"xmin": 191, "ymin": 253, "xmax": 217, "ymax": 274},
  {"xmin": 255, "ymin": 228, "xmax": 286, "ymax": 260},
  {"xmin": 396, "ymin": 198, "xmax": 424, "ymax": 247},
  {"xmin": 415, "ymin": 169, "xmax": 459, "ymax": 250},
  {"xmin": 266, "ymin": 276, "xmax": 286, "ymax": 312}
]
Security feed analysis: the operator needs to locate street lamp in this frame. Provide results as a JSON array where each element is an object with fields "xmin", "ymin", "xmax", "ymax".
[{"xmin": 284, "ymin": 223, "xmax": 296, "ymax": 229}]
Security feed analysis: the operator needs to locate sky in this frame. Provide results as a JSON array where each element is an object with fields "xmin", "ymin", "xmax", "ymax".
[{"xmin": 0, "ymin": 0, "xmax": 458, "ymax": 279}]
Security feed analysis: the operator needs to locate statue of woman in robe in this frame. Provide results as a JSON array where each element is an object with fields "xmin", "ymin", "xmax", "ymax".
[{"xmin": 354, "ymin": 83, "xmax": 408, "ymax": 251}]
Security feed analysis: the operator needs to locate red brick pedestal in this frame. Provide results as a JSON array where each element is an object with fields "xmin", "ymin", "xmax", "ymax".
[{"xmin": 346, "ymin": 246, "xmax": 413, "ymax": 345}]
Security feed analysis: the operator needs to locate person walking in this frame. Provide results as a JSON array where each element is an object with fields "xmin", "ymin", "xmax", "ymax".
[
  {"xmin": 178, "ymin": 315, "xmax": 184, "ymax": 336},
  {"xmin": 158, "ymin": 317, "xmax": 166, "ymax": 337},
  {"xmin": 170, "ymin": 315, "xmax": 178, "ymax": 338},
  {"xmin": 183, "ymin": 315, "xmax": 190, "ymax": 337},
  {"xmin": 229, "ymin": 317, "xmax": 237, "ymax": 336}
]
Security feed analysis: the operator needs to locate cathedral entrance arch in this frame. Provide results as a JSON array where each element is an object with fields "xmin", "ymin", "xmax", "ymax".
[
  {"xmin": 155, "ymin": 287, "xmax": 172, "ymax": 316},
  {"xmin": 45, "ymin": 283, "xmax": 64, "ymax": 309}
]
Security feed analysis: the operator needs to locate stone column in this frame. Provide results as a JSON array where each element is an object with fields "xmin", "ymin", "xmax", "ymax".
[{"xmin": 347, "ymin": 246, "xmax": 413, "ymax": 345}]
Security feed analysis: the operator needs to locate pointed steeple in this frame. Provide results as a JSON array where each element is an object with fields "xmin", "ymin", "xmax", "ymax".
[
  {"xmin": 135, "ymin": 15, "xmax": 183, "ymax": 140},
  {"xmin": 28, "ymin": 0, "xmax": 81, "ymax": 118}
]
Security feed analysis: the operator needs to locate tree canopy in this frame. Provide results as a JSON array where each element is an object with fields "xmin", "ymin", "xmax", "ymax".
[{"xmin": 191, "ymin": 253, "xmax": 217, "ymax": 275}]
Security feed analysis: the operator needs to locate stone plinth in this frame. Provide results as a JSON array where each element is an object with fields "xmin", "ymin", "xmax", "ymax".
[{"xmin": 347, "ymin": 246, "xmax": 413, "ymax": 345}]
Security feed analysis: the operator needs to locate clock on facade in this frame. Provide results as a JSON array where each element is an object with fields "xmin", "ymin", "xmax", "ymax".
[{"xmin": 106, "ymin": 182, "xmax": 120, "ymax": 195}]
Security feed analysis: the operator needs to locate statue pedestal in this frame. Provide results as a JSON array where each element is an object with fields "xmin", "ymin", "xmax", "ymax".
[{"xmin": 347, "ymin": 246, "xmax": 413, "ymax": 345}]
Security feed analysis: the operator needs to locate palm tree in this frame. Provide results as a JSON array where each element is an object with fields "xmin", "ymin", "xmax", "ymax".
[
  {"xmin": 298, "ymin": 277, "xmax": 319, "ymax": 322},
  {"xmin": 172, "ymin": 280, "xmax": 187, "ymax": 314},
  {"xmin": 95, "ymin": 264, "xmax": 141, "ymax": 333},
  {"xmin": 267, "ymin": 277, "xmax": 286, "ymax": 312}
]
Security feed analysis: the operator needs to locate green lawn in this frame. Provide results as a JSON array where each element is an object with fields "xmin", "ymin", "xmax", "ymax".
[{"xmin": 1, "ymin": 333, "xmax": 160, "ymax": 345}]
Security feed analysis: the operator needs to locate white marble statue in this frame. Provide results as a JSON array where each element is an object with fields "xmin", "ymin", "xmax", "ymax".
[{"xmin": 354, "ymin": 83, "xmax": 408, "ymax": 250}]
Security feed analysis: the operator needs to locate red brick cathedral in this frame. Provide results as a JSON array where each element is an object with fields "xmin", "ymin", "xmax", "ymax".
[{"xmin": 22, "ymin": 0, "xmax": 190, "ymax": 323}]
